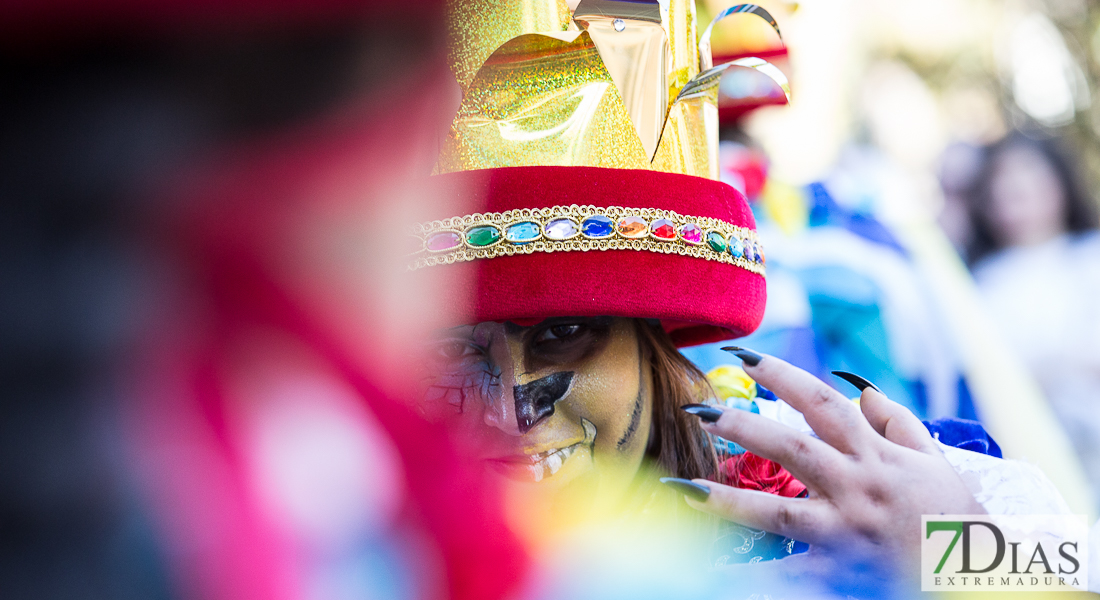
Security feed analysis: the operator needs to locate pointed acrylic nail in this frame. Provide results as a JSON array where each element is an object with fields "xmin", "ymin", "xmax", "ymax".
[
  {"xmin": 659, "ymin": 477, "xmax": 711, "ymax": 502},
  {"xmin": 681, "ymin": 403, "xmax": 725, "ymax": 423},
  {"xmin": 832, "ymin": 371, "xmax": 882, "ymax": 393},
  {"xmin": 720, "ymin": 346, "xmax": 763, "ymax": 366}
]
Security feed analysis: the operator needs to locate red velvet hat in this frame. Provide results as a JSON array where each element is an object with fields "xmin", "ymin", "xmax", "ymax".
[{"xmin": 411, "ymin": 0, "xmax": 790, "ymax": 346}]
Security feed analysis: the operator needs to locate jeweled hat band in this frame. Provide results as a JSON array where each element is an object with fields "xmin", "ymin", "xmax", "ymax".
[{"xmin": 411, "ymin": 204, "xmax": 765, "ymax": 274}]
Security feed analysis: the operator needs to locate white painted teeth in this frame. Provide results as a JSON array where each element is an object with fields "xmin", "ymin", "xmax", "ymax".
[
  {"xmin": 546, "ymin": 452, "xmax": 563, "ymax": 474},
  {"xmin": 522, "ymin": 421, "xmax": 596, "ymax": 481},
  {"xmin": 526, "ymin": 444, "xmax": 577, "ymax": 481}
]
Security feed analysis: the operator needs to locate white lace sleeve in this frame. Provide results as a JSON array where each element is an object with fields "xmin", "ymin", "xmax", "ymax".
[{"xmin": 940, "ymin": 442, "xmax": 1073, "ymax": 516}]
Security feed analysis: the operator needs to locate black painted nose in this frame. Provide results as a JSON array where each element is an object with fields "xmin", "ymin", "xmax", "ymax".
[{"xmin": 514, "ymin": 371, "xmax": 574, "ymax": 433}]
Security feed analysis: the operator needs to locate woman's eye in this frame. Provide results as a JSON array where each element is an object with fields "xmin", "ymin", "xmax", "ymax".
[
  {"xmin": 435, "ymin": 341, "xmax": 479, "ymax": 359},
  {"xmin": 538, "ymin": 324, "xmax": 582, "ymax": 342}
]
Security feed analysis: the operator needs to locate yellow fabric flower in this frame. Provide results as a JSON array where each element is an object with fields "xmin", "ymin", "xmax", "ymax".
[{"xmin": 706, "ymin": 365, "xmax": 757, "ymax": 402}]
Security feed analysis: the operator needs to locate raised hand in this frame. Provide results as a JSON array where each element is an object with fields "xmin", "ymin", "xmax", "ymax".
[{"xmin": 669, "ymin": 348, "xmax": 984, "ymax": 578}]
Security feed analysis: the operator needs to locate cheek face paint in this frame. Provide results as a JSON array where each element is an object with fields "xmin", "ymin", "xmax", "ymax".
[{"xmin": 560, "ymin": 320, "xmax": 651, "ymax": 470}]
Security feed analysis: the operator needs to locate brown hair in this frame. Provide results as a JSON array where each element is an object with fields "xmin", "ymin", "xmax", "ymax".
[{"xmin": 634, "ymin": 319, "xmax": 723, "ymax": 483}]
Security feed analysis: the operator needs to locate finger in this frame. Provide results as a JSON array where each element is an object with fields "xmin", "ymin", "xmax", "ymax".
[
  {"xmin": 723, "ymin": 348, "xmax": 875, "ymax": 453},
  {"xmin": 858, "ymin": 388, "xmax": 939, "ymax": 454},
  {"xmin": 686, "ymin": 480, "xmax": 836, "ymax": 546},
  {"xmin": 699, "ymin": 407, "xmax": 847, "ymax": 493}
]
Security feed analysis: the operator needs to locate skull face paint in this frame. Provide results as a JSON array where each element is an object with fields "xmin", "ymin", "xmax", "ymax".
[{"xmin": 417, "ymin": 317, "xmax": 653, "ymax": 502}]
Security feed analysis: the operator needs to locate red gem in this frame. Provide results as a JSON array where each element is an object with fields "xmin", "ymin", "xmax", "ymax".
[{"xmin": 651, "ymin": 218, "xmax": 676, "ymax": 240}]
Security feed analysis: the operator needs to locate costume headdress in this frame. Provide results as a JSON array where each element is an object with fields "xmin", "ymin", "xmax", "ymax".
[{"xmin": 413, "ymin": 0, "xmax": 788, "ymax": 346}]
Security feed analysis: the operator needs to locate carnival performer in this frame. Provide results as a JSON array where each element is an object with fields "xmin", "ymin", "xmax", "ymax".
[{"xmin": 409, "ymin": 0, "xmax": 1077, "ymax": 586}]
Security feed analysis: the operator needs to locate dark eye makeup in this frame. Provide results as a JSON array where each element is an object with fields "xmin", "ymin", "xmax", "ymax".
[
  {"xmin": 534, "ymin": 323, "xmax": 581, "ymax": 342},
  {"xmin": 524, "ymin": 316, "xmax": 614, "ymax": 369}
]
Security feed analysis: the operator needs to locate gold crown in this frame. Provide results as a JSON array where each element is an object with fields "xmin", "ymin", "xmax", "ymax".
[{"xmin": 437, "ymin": 1, "xmax": 788, "ymax": 180}]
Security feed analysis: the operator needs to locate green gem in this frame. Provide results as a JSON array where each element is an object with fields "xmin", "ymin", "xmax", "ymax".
[
  {"xmin": 466, "ymin": 225, "xmax": 502, "ymax": 247},
  {"xmin": 706, "ymin": 231, "xmax": 728, "ymax": 253}
]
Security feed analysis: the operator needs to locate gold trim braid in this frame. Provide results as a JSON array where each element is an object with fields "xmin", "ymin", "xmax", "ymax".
[{"xmin": 410, "ymin": 204, "xmax": 765, "ymax": 275}]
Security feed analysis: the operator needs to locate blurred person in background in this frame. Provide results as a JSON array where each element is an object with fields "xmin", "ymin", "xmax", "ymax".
[{"xmin": 964, "ymin": 131, "xmax": 1100, "ymax": 511}]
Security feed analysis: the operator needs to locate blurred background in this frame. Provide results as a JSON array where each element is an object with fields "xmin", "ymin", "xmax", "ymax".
[
  {"xmin": 3, "ymin": 0, "xmax": 1100, "ymax": 599},
  {"xmin": 688, "ymin": 0, "xmax": 1100, "ymax": 522}
]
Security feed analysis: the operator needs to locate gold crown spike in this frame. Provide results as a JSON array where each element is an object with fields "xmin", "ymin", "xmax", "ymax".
[
  {"xmin": 698, "ymin": 4, "xmax": 783, "ymax": 70},
  {"xmin": 438, "ymin": 0, "xmax": 790, "ymax": 179},
  {"xmin": 664, "ymin": 0, "xmax": 700, "ymax": 100},
  {"xmin": 651, "ymin": 56, "xmax": 789, "ymax": 178},
  {"xmin": 652, "ymin": 66, "xmax": 724, "ymax": 178},
  {"xmin": 572, "ymin": 0, "xmax": 668, "ymax": 158},
  {"xmin": 435, "ymin": 32, "xmax": 649, "ymax": 174},
  {"xmin": 447, "ymin": 0, "xmax": 573, "ymax": 90}
]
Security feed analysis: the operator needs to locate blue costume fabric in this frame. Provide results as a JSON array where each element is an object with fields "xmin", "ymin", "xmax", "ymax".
[
  {"xmin": 683, "ymin": 182, "xmax": 979, "ymax": 421},
  {"xmin": 922, "ymin": 417, "xmax": 1002, "ymax": 458}
]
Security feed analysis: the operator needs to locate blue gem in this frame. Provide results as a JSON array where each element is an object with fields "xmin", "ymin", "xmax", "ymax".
[
  {"xmin": 728, "ymin": 237, "xmax": 744, "ymax": 259},
  {"xmin": 581, "ymin": 215, "xmax": 615, "ymax": 239},
  {"xmin": 505, "ymin": 221, "xmax": 541, "ymax": 244},
  {"xmin": 743, "ymin": 240, "xmax": 756, "ymax": 262}
]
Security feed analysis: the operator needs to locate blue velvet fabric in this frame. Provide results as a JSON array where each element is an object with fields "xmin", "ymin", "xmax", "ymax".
[
  {"xmin": 921, "ymin": 417, "xmax": 1002, "ymax": 458},
  {"xmin": 712, "ymin": 418, "xmax": 1003, "ymax": 566}
]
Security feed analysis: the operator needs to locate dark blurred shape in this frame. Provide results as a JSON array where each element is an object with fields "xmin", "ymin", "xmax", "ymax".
[
  {"xmin": 0, "ymin": 9, "xmax": 443, "ymax": 599},
  {"xmin": 1, "ymin": 0, "xmax": 437, "ymax": 49},
  {"xmin": 936, "ymin": 142, "xmax": 984, "ymax": 257},
  {"xmin": 964, "ymin": 132, "xmax": 1098, "ymax": 266}
]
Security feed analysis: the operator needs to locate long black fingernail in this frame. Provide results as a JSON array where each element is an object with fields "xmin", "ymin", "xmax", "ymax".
[
  {"xmin": 832, "ymin": 371, "xmax": 881, "ymax": 393},
  {"xmin": 659, "ymin": 477, "xmax": 711, "ymax": 502},
  {"xmin": 681, "ymin": 403, "xmax": 724, "ymax": 423},
  {"xmin": 720, "ymin": 346, "xmax": 763, "ymax": 366}
]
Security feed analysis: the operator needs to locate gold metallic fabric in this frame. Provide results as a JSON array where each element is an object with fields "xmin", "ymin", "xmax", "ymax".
[
  {"xmin": 663, "ymin": 0, "xmax": 700, "ymax": 101},
  {"xmin": 447, "ymin": 0, "xmax": 572, "ymax": 90},
  {"xmin": 439, "ymin": 0, "xmax": 792, "ymax": 180},
  {"xmin": 436, "ymin": 33, "xmax": 648, "ymax": 174},
  {"xmin": 573, "ymin": 0, "xmax": 668, "ymax": 158}
]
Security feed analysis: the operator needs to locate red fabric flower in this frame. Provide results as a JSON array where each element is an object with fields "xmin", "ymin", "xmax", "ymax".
[{"xmin": 722, "ymin": 452, "xmax": 807, "ymax": 498}]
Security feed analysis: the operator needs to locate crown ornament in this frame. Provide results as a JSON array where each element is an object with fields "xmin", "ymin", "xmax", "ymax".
[{"xmin": 437, "ymin": 0, "xmax": 788, "ymax": 180}]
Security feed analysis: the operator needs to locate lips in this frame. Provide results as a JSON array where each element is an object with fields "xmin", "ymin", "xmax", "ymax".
[{"xmin": 489, "ymin": 419, "xmax": 597, "ymax": 482}]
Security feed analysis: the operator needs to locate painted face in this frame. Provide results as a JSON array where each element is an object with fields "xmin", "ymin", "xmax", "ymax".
[{"xmin": 416, "ymin": 317, "xmax": 653, "ymax": 505}]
